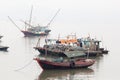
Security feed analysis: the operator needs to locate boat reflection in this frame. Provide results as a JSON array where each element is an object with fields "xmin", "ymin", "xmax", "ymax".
[{"xmin": 38, "ymin": 68, "xmax": 94, "ymax": 80}]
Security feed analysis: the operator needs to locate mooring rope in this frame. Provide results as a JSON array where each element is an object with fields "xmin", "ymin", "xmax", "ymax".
[{"xmin": 14, "ymin": 59, "xmax": 33, "ymax": 71}]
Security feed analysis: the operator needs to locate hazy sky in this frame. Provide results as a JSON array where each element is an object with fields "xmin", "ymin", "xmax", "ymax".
[{"xmin": 0, "ymin": 0, "xmax": 120, "ymax": 25}]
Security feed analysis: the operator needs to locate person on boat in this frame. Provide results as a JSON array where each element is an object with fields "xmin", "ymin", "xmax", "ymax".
[
  {"xmin": 69, "ymin": 57, "xmax": 75, "ymax": 68},
  {"xmin": 56, "ymin": 40, "xmax": 61, "ymax": 44},
  {"xmin": 77, "ymin": 38, "xmax": 83, "ymax": 47}
]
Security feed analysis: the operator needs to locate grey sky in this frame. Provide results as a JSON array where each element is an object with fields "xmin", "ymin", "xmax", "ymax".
[{"xmin": 0, "ymin": 0, "xmax": 120, "ymax": 25}]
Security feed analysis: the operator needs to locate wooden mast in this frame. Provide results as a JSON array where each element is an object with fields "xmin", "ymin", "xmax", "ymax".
[{"xmin": 29, "ymin": 5, "xmax": 33, "ymax": 28}]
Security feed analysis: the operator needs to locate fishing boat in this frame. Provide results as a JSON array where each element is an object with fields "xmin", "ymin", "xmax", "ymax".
[
  {"xmin": 8, "ymin": 16, "xmax": 51, "ymax": 36},
  {"xmin": 34, "ymin": 34, "xmax": 109, "ymax": 57},
  {"xmin": 0, "ymin": 46, "xmax": 9, "ymax": 51},
  {"xmin": 34, "ymin": 55, "xmax": 95, "ymax": 70},
  {"xmin": 77, "ymin": 37, "xmax": 109, "ymax": 56},
  {"xmin": 21, "ymin": 25, "xmax": 51, "ymax": 36},
  {"xmin": 34, "ymin": 34, "xmax": 87, "ymax": 57},
  {"xmin": 8, "ymin": 7, "xmax": 60, "ymax": 37}
]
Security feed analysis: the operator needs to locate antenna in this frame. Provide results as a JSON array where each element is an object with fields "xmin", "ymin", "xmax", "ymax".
[{"xmin": 46, "ymin": 9, "xmax": 60, "ymax": 27}]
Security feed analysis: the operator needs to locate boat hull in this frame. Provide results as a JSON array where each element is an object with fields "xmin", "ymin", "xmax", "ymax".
[
  {"xmin": 34, "ymin": 47, "xmax": 86, "ymax": 57},
  {"xmin": 34, "ymin": 58, "xmax": 95, "ymax": 70},
  {"xmin": 21, "ymin": 30, "xmax": 49, "ymax": 36},
  {"xmin": 85, "ymin": 51, "xmax": 103, "ymax": 57}
]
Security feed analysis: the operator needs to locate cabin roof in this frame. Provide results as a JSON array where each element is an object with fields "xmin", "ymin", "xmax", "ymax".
[{"xmin": 64, "ymin": 51, "xmax": 85, "ymax": 58}]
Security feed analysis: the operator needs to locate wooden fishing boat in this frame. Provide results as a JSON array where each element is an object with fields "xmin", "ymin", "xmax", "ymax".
[
  {"xmin": 34, "ymin": 34, "xmax": 87, "ymax": 57},
  {"xmin": 34, "ymin": 57, "xmax": 95, "ymax": 70},
  {"xmin": 34, "ymin": 34, "xmax": 109, "ymax": 58},
  {"xmin": 34, "ymin": 35, "xmax": 95, "ymax": 70}
]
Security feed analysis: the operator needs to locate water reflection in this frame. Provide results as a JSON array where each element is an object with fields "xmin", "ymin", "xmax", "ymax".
[{"xmin": 38, "ymin": 68, "xmax": 94, "ymax": 80}]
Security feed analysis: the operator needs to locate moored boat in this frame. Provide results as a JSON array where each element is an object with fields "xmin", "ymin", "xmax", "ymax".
[
  {"xmin": 8, "ymin": 8, "xmax": 60, "ymax": 37},
  {"xmin": 0, "ymin": 46, "xmax": 9, "ymax": 51},
  {"xmin": 21, "ymin": 26, "xmax": 51, "ymax": 36},
  {"xmin": 34, "ymin": 34, "xmax": 87, "ymax": 57},
  {"xmin": 34, "ymin": 34, "xmax": 109, "ymax": 58},
  {"xmin": 34, "ymin": 56, "xmax": 95, "ymax": 70},
  {"xmin": 0, "ymin": 35, "xmax": 3, "ymax": 39}
]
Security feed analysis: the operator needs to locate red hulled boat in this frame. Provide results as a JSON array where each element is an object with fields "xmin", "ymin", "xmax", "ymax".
[{"xmin": 34, "ymin": 57, "xmax": 95, "ymax": 70}]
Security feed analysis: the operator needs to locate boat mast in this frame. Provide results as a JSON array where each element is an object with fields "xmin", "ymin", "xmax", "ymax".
[
  {"xmin": 46, "ymin": 9, "xmax": 60, "ymax": 27},
  {"xmin": 45, "ymin": 36, "xmax": 48, "ymax": 56},
  {"xmin": 36, "ymin": 37, "xmax": 41, "ymax": 47},
  {"xmin": 29, "ymin": 5, "xmax": 33, "ymax": 28},
  {"xmin": 58, "ymin": 34, "xmax": 61, "ymax": 40},
  {"xmin": 25, "ymin": 21, "xmax": 27, "ymax": 31}
]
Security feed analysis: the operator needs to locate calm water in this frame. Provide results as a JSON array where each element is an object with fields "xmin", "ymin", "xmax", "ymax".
[
  {"xmin": 0, "ymin": 0, "xmax": 120, "ymax": 79},
  {"xmin": 0, "ymin": 21, "xmax": 119, "ymax": 80}
]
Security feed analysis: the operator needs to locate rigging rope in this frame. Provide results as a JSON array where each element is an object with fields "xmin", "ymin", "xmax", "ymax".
[{"xmin": 14, "ymin": 59, "xmax": 33, "ymax": 71}]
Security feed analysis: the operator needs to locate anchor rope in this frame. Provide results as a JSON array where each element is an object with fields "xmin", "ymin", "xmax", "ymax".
[{"xmin": 14, "ymin": 59, "xmax": 33, "ymax": 71}]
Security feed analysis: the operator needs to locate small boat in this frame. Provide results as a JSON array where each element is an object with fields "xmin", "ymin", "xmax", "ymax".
[
  {"xmin": 0, "ymin": 35, "xmax": 3, "ymax": 39},
  {"xmin": 34, "ymin": 57, "xmax": 95, "ymax": 70},
  {"xmin": 77, "ymin": 37, "xmax": 109, "ymax": 56},
  {"xmin": 99, "ymin": 48, "xmax": 109, "ymax": 54},
  {"xmin": 0, "ymin": 46, "xmax": 9, "ymax": 51}
]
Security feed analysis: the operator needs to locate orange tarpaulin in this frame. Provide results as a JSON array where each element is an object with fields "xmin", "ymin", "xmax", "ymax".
[{"xmin": 59, "ymin": 39, "xmax": 77, "ymax": 44}]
